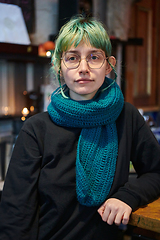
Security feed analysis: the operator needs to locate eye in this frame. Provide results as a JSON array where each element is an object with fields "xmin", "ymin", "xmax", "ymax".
[
  {"xmin": 89, "ymin": 53, "xmax": 103, "ymax": 61},
  {"xmin": 65, "ymin": 53, "xmax": 79, "ymax": 62},
  {"xmin": 91, "ymin": 55, "xmax": 98, "ymax": 60},
  {"xmin": 69, "ymin": 56, "xmax": 77, "ymax": 61}
]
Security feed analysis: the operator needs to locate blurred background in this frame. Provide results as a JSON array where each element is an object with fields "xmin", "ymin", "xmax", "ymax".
[{"xmin": 0, "ymin": 1, "xmax": 160, "ymax": 239}]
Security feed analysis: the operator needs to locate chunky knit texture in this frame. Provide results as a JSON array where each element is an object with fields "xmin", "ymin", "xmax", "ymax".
[{"xmin": 48, "ymin": 77, "xmax": 124, "ymax": 206}]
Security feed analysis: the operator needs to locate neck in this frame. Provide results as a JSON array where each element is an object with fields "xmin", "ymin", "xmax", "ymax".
[{"xmin": 69, "ymin": 90, "xmax": 97, "ymax": 101}]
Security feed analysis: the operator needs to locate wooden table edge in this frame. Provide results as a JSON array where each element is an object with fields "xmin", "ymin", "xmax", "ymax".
[{"xmin": 129, "ymin": 197, "xmax": 160, "ymax": 234}]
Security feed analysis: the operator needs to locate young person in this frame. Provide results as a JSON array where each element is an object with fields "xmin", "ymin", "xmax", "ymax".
[{"xmin": 0, "ymin": 16, "xmax": 160, "ymax": 240}]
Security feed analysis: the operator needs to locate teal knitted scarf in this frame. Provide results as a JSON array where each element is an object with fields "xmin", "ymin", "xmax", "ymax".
[{"xmin": 48, "ymin": 77, "xmax": 124, "ymax": 207}]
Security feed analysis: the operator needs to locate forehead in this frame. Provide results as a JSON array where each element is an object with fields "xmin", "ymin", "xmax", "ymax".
[{"xmin": 64, "ymin": 40, "xmax": 104, "ymax": 55}]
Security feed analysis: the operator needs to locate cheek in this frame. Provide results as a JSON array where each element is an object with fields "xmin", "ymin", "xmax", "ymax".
[
  {"xmin": 97, "ymin": 68, "xmax": 107, "ymax": 80},
  {"xmin": 62, "ymin": 71, "xmax": 72, "ymax": 83},
  {"xmin": 61, "ymin": 69, "xmax": 74, "ymax": 88},
  {"xmin": 61, "ymin": 65, "xmax": 69, "ymax": 80},
  {"xmin": 61, "ymin": 64, "xmax": 76, "ymax": 83}
]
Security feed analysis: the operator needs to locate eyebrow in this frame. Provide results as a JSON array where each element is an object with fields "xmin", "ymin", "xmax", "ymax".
[{"xmin": 66, "ymin": 50, "xmax": 104, "ymax": 54}]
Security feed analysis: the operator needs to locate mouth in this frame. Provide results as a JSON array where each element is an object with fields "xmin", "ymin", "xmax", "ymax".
[{"xmin": 75, "ymin": 78, "xmax": 94, "ymax": 84}]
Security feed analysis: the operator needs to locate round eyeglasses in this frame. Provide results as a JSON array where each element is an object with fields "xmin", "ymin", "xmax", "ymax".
[{"xmin": 61, "ymin": 52, "xmax": 108, "ymax": 69}]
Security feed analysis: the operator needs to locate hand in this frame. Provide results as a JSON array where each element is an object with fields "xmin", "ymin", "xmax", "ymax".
[{"xmin": 97, "ymin": 198, "xmax": 132, "ymax": 226}]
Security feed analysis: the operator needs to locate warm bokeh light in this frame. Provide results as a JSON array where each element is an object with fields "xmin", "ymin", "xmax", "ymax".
[
  {"xmin": 2, "ymin": 106, "xmax": 9, "ymax": 115},
  {"xmin": 4, "ymin": 106, "xmax": 9, "ymax": 115},
  {"xmin": 21, "ymin": 107, "xmax": 29, "ymax": 116},
  {"xmin": 21, "ymin": 116, "xmax": 26, "ymax": 121},
  {"xmin": 46, "ymin": 51, "xmax": 51, "ymax": 57},
  {"xmin": 30, "ymin": 106, "xmax": 34, "ymax": 112},
  {"xmin": 23, "ymin": 90, "xmax": 28, "ymax": 95}
]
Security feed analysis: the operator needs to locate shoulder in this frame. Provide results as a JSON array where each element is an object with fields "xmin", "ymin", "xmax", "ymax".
[
  {"xmin": 25, "ymin": 111, "xmax": 50, "ymax": 123},
  {"xmin": 122, "ymin": 102, "xmax": 140, "ymax": 115},
  {"xmin": 117, "ymin": 102, "xmax": 145, "ymax": 131},
  {"xmin": 21, "ymin": 112, "xmax": 55, "ymax": 138},
  {"xmin": 22, "ymin": 112, "xmax": 52, "ymax": 128},
  {"xmin": 120, "ymin": 102, "xmax": 143, "ymax": 119},
  {"xmin": 21, "ymin": 111, "xmax": 80, "ymax": 139}
]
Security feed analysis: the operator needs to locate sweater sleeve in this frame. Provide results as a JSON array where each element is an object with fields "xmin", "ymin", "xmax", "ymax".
[
  {"xmin": 112, "ymin": 104, "xmax": 160, "ymax": 211},
  {"xmin": 0, "ymin": 120, "xmax": 42, "ymax": 240}
]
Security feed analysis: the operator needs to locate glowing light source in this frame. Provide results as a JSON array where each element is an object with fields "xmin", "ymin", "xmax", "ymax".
[
  {"xmin": 46, "ymin": 51, "xmax": 51, "ymax": 57},
  {"xmin": 30, "ymin": 106, "xmax": 34, "ymax": 112},
  {"xmin": 23, "ymin": 90, "xmax": 28, "ymax": 95},
  {"xmin": 21, "ymin": 107, "xmax": 29, "ymax": 117},
  {"xmin": 21, "ymin": 116, "xmax": 26, "ymax": 121},
  {"xmin": 4, "ymin": 106, "xmax": 9, "ymax": 115}
]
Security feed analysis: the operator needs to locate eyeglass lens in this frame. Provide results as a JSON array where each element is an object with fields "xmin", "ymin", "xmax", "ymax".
[{"xmin": 63, "ymin": 52, "xmax": 106, "ymax": 69}]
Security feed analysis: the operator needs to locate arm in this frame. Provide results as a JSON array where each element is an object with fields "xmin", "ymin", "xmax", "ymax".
[
  {"xmin": 112, "ymin": 121, "xmax": 160, "ymax": 209},
  {"xmin": 98, "ymin": 104, "xmax": 160, "ymax": 225},
  {"xmin": 0, "ymin": 122, "xmax": 42, "ymax": 239}
]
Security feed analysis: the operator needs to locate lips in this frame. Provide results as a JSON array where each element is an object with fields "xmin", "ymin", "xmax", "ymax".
[{"xmin": 76, "ymin": 78, "xmax": 93, "ymax": 83}]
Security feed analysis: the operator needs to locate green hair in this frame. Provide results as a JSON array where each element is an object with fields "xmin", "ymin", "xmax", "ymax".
[{"xmin": 51, "ymin": 16, "xmax": 117, "ymax": 93}]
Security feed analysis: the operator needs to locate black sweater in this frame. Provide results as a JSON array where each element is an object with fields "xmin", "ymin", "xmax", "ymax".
[{"xmin": 0, "ymin": 102, "xmax": 160, "ymax": 240}]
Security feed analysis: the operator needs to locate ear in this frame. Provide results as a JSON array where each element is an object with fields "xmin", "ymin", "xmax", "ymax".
[{"xmin": 105, "ymin": 56, "xmax": 116, "ymax": 75}]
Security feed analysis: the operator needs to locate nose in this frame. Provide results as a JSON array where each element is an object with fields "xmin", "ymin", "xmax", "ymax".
[{"xmin": 78, "ymin": 58, "xmax": 89, "ymax": 73}]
